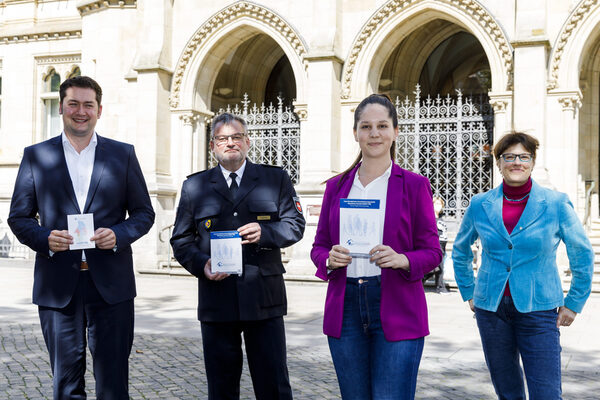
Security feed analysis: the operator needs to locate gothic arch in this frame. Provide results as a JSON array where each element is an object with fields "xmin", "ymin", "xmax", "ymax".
[
  {"xmin": 169, "ymin": 1, "xmax": 308, "ymax": 111},
  {"xmin": 548, "ymin": 0, "xmax": 600, "ymax": 90},
  {"xmin": 341, "ymin": 0, "xmax": 512, "ymax": 99}
]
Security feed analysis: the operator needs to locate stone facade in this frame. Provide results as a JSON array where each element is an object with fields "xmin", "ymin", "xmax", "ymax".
[{"xmin": 1, "ymin": 0, "xmax": 599, "ymax": 274}]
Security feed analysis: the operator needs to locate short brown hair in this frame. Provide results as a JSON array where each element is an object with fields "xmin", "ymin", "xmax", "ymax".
[
  {"xmin": 59, "ymin": 76, "xmax": 102, "ymax": 106},
  {"xmin": 493, "ymin": 132, "xmax": 539, "ymax": 161}
]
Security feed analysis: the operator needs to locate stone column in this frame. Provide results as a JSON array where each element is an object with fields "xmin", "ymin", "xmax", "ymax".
[
  {"xmin": 489, "ymin": 95, "xmax": 511, "ymax": 185},
  {"xmin": 557, "ymin": 93, "xmax": 582, "ymax": 208},
  {"xmin": 512, "ymin": 40, "xmax": 551, "ymax": 186},
  {"xmin": 193, "ymin": 111, "xmax": 213, "ymax": 173},
  {"xmin": 296, "ymin": 56, "xmax": 343, "ymax": 193},
  {"xmin": 512, "ymin": 1, "xmax": 551, "ymax": 186},
  {"xmin": 178, "ymin": 113, "xmax": 198, "ymax": 179},
  {"xmin": 489, "ymin": 96, "xmax": 510, "ymax": 137},
  {"xmin": 285, "ymin": 56, "xmax": 343, "ymax": 279}
]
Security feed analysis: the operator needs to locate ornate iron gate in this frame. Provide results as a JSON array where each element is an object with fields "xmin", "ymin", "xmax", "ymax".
[
  {"xmin": 395, "ymin": 86, "xmax": 494, "ymax": 224},
  {"xmin": 208, "ymin": 94, "xmax": 301, "ymax": 184}
]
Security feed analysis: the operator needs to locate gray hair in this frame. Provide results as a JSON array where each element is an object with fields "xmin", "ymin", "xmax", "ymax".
[{"xmin": 211, "ymin": 113, "xmax": 248, "ymax": 137}]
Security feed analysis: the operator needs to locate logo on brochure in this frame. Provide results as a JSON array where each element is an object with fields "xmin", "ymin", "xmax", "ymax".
[
  {"xmin": 346, "ymin": 238, "xmax": 370, "ymax": 247},
  {"xmin": 217, "ymin": 261, "xmax": 237, "ymax": 268}
]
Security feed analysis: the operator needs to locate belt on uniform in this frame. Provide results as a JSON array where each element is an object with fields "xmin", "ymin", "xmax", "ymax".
[
  {"xmin": 80, "ymin": 261, "xmax": 89, "ymax": 271},
  {"xmin": 346, "ymin": 276, "xmax": 381, "ymax": 286}
]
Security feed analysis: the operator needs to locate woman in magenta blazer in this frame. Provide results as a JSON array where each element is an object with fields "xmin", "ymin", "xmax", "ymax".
[{"xmin": 311, "ymin": 94, "xmax": 442, "ymax": 399}]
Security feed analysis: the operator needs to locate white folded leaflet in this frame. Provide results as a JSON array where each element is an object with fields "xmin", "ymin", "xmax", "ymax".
[
  {"xmin": 210, "ymin": 230, "xmax": 243, "ymax": 274},
  {"xmin": 67, "ymin": 213, "xmax": 95, "ymax": 250},
  {"xmin": 339, "ymin": 199, "xmax": 381, "ymax": 257}
]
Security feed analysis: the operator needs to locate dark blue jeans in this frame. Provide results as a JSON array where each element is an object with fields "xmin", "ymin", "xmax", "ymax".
[
  {"xmin": 475, "ymin": 296, "xmax": 562, "ymax": 400},
  {"xmin": 328, "ymin": 277, "xmax": 424, "ymax": 400}
]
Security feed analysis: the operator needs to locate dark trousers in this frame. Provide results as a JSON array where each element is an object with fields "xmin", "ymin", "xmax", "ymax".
[
  {"xmin": 475, "ymin": 296, "xmax": 561, "ymax": 400},
  {"xmin": 201, "ymin": 316, "xmax": 293, "ymax": 400},
  {"xmin": 38, "ymin": 272, "xmax": 134, "ymax": 400}
]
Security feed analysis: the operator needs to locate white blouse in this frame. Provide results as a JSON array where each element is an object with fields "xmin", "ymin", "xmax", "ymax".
[{"xmin": 345, "ymin": 162, "xmax": 391, "ymax": 278}]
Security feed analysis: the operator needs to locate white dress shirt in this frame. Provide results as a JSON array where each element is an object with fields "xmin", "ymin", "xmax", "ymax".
[
  {"xmin": 219, "ymin": 160, "xmax": 246, "ymax": 188},
  {"xmin": 62, "ymin": 132, "xmax": 97, "ymax": 211},
  {"xmin": 345, "ymin": 162, "xmax": 392, "ymax": 278},
  {"xmin": 62, "ymin": 132, "xmax": 97, "ymax": 260}
]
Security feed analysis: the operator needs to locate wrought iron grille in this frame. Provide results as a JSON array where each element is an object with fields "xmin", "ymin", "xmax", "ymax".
[
  {"xmin": 395, "ymin": 85, "xmax": 494, "ymax": 223},
  {"xmin": 208, "ymin": 94, "xmax": 301, "ymax": 184}
]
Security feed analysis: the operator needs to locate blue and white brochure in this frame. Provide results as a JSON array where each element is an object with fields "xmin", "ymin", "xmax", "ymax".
[
  {"xmin": 340, "ymin": 199, "xmax": 381, "ymax": 257},
  {"xmin": 210, "ymin": 231, "xmax": 243, "ymax": 274}
]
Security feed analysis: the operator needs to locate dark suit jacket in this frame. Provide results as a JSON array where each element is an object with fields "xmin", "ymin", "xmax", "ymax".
[
  {"xmin": 170, "ymin": 161, "xmax": 305, "ymax": 322},
  {"xmin": 8, "ymin": 135, "xmax": 155, "ymax": 308}
]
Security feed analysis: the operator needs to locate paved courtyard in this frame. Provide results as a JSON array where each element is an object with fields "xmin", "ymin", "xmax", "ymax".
[{"xmin": 1, "ymin": 261, "xmax": 600, "ymax": 399}]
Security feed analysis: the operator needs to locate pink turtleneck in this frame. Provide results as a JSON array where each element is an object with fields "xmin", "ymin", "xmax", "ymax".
[{"xmin": 502, "ymin": 177, "xmax": 532, "ymax": 296}]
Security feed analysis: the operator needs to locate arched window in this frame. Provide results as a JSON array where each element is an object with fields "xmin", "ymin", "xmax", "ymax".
[
  {"xmin": 42, "ymin": 70, "xmax": 61, "ymax": 138},
  {"xmin": 68, "ymin": 67, "xmax": 81, "ymax": 79}
]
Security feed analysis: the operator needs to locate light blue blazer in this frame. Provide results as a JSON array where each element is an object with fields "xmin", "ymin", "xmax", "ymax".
[{"xmin": 452, "ymin": 180, "xmax": 593, "ymax": 313}]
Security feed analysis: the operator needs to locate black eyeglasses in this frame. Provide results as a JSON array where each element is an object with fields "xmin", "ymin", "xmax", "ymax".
[{"xmin": 500, "ymin": 153, "xmax": 533, "ymax": 163}]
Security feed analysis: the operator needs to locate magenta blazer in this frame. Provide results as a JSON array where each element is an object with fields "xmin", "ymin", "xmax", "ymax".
[{"xmin": 311, "ymin": 163, "xmax": 442, "ymax": 341}]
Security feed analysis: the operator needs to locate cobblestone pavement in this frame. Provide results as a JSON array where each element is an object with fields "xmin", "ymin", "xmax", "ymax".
[
  {"xmin": 3, "ymin": 322, "xmax": 600, "ymax": 399},
  {"xmin": 2, "ymin": 262, "xmax": 600, "ymax": 399}
]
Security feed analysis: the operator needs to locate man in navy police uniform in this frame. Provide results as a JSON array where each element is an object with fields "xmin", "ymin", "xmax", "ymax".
[
  {"xmin": 8, "ymin": 76, "xmax": 155, "ymax": 399},
  {"xmin": 170, "ymin": 112, "xmax": 305, "ymax": 399}
]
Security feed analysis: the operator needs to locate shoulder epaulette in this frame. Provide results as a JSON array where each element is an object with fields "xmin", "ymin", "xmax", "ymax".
[
  {"xmin": 186, "ymin": 170, "xmax": 208, "ymax": 179},
  {"xmin": 260, "ymin": 164, "xmax": 283, "ymax": 169}
]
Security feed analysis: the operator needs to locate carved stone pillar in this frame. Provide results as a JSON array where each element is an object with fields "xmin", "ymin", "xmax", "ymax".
[
  {"xmin": 194, "ymin": 111, "xmax": 213, "ymax": 173},
  {"xmin": 512, "ymin": 39, "xmax": 551, "ymax": 187},
  {"xmin": 558, "ymin": 92, "xmax": 582, "ymax": 207},
  {"xmin": 488, "ymin": 94, "xmax": 511, "ymax": 185},
  {"xmin": 296, "ymin": 56, "xmax": 343, "ymax": 195},
  {"xmin": 179, "ymin": 113, "xmax": 198, "ymax": 180},
  {"xmin": 488, "ymin": 96, "xmax": 510, "ymax": 136}
]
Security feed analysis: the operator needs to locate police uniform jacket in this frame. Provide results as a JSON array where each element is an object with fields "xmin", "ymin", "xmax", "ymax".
[{"xmin": 170, "ymin": 160, "xmax": 305, "ymax": 322}]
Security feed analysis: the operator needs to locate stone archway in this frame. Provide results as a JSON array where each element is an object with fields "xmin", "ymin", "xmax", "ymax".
[
  {"xmin": 337, "ymin": 0, "xmax": 504, "ymax": 225},
  {"xmin": 547, "ymin": 0, "xmax": 600, "ymax": 215},
  {"xmin": 169, "ymin": 1, "xmax": 308, "ymax": 112},
  {"xmin": 341, "ymin": 0, "xmax": 512, "ymax": 100},
  {"xmin": 168, "ymin": 2, "xmax": 308, "ymax": 187},
  {"xmin": 209, "ymin": 33, "xmax": 297, "ymax": 111},
  {"xmin": 378, "ymin": 26, "xmax": 491, "ymax": 98}
]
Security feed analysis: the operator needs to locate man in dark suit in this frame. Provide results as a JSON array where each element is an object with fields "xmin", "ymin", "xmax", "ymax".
[
  {"xmin": 170, "ymin": 112, "xmax": 305, "ymax": 399},
  {"xmin": 8, "ymin": 76, "xmax": 155, "ymax": 399}
]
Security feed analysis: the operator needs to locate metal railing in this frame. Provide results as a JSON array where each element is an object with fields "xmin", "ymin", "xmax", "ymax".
[
  {"xmin": 395, "ymin": 85, "xmax": 494, "ymax": 226},
  {"xmin": 0, "ymin": 226, "xmax": 32, "ymax": 259},
  {"xmin": 584, "ymin": 180, "xmax": 596, "ymax": 232},
  {"xmin": 158, "ymin": 223, "xmax": 174, "ymax": 269}
]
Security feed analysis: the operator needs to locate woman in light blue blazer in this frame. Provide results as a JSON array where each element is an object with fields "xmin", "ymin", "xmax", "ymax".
[{"xmin": 452, "ymin": 132, "xmax": 593, "ymax": 400}]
